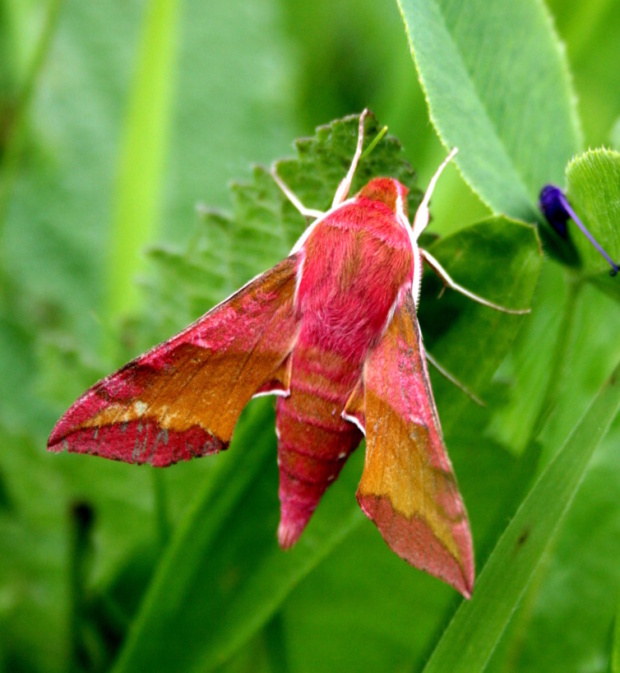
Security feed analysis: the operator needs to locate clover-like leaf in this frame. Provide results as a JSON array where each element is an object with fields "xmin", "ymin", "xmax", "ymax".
[
  {"xmin": 397, "ymin": 0, "xmax": 581, "ymax": 221},
  {"xmin": 566, "ymin": 148, "xmax": 620, "ymax": 298}
]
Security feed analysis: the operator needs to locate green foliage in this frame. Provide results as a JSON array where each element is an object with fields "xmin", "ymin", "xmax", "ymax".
[
  {"xmin": 614, "ymin": 600, "xmax": 620, "ymax": 673},
  {"xmin": 1, "ymin": 2, "xmax": 619, "ymax": 673},
  {"xmin": 397, "ymin": 0, "xmax": 581, "ymax": 221},
  {"xmin": 566, "ymin": 148, "xmax": 620, "ymax": 296},
  {"xmin": 106, "ymin": 0, "xmax": 181, "ymax": 323},
  {"xmin": 110, "ymin": 400, "xmax": 364, "ymax": 673},
  {"xmin": 425, "ymin": 361, "xmax": 620, "ymax": 673}
]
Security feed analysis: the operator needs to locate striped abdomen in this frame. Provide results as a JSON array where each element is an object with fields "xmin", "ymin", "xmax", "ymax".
[
  {"xmin": 275, "ymin": 202, "xmax": 414, "ymax": 546},
  {"xmin": 275, "ymin": 339, "xmax": 363, "ymax": 547}
]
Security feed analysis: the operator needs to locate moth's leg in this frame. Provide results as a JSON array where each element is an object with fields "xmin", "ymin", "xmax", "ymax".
[
  {"xmin": 421, "ymin": 249, "xmax": 530, "ymax": 315},
  {"xmin": 412, "ymin": 148, "xmax": 459, "ymax": 240},
  {"xmin": 271, "ymin": 167, "xmax": 324, "ymax": 220},
  {"xmin": 425, "ymin": 351, "xmax": 484, "ymax": 406},
  {"xmin": 331, "ymin": 108, "xmax": 368, "ymax": 207}
]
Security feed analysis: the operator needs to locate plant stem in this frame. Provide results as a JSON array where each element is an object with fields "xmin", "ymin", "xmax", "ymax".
[{"xmin": 68, "ymin": 502, "xmax": 95, "ymax": 673}]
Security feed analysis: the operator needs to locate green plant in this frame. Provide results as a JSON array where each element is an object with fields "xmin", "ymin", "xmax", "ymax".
[{"xmin": 0, "ymin": 1, "xmax": 618, "ymax": 672}]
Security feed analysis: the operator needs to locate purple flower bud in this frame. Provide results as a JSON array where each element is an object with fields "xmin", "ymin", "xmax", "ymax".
[{"xmin": 539, "ymin": 184, "xmax": 618, "ymax": 277}]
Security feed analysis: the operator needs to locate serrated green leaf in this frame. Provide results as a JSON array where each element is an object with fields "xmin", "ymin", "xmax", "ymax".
[
  {"xmin": 397, "ymin": 0, "xmax": 581, "ymax": 220},
  {"xmin": 423, "ymin": 359, "xmax": 620, "ymax": 673},
  {"xmin": 274, "ymin": 112, "xmax": 421, "ymax": 216},
  {"xmin": 566, "ymin": 148, "xmax": 620, "ymax": 297}
]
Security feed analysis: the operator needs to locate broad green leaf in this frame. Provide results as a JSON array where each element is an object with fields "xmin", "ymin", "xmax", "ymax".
[
  {"xmin": 422, "ymin": 359, "xmax": 620, "ymax": 673},
  {"xmin": 397, "ymin": 0, "xmax": 581, "ymax": 220},
  {"xmin": 566, "ymin": 148, "xmax": 620, "ymax": 298}
]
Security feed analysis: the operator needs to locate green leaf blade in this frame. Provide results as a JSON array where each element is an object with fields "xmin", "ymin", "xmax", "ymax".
[
  {"xmin": 397, "ymin": 0, "xmax": 581, "ymax": 220},
  {"xmin": 423, "ymin": 359, "xmax": 620, "ymax": 673},
  {"xmin": 106, "ymin": 0, "xmax": 181, "ymax": 323}
]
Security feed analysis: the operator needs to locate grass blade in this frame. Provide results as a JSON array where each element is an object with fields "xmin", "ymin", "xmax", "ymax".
[
  {"xmin": 106, "ymin": 0, "xmax": 180, "ymax": 324},
  {"xmin": 424, "ymin": 359, "xmax": 620, "ymax": 673}
]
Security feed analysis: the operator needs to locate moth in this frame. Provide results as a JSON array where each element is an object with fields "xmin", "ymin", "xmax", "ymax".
[{"xmin": 48, "ymin": 111, "xmax": 525, "ymax": 597}]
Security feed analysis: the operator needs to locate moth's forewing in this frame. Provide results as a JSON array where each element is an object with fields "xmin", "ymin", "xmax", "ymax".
[{"xmin": 48, "ymin": 256, "xmax": 301, "ymax": 466}]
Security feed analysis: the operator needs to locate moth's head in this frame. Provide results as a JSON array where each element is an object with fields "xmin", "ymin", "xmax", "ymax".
[{"xmin": 358, "ymin": 178, "xmax": 409, "ymax": 218}]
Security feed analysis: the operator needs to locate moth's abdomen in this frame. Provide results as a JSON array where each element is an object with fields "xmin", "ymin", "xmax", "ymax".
[{"xmin": 275, "ymin": 343, "xmax": 363, "ymax": 548}]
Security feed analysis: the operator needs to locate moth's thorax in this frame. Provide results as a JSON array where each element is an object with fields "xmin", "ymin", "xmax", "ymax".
[
  {"xmin": 357, "ymin": 177, "xmax": 409, "ymax": 218},
  {"xmin": 296, "ymin": 186, "xmax": 414, "ymax": 361}
]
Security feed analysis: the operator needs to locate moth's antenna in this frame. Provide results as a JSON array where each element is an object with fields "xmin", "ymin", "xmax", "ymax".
[{"xmin": 332, "ymin": 109, "xmax": 369, "ymax": 207}]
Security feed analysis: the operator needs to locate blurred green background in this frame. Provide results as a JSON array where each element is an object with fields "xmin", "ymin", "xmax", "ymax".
[{"xmin": 1, "ymin": 0, "xmax": 619, "ymax": 671}]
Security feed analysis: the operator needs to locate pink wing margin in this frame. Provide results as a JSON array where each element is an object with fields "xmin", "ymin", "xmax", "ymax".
[
  {"xmin": 354, "ymin": 291, "xmax": 475, "ymax": 597},
  {"xmin": 48, "ymin": 255, "xmax": 301, "ymax": 467}
]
